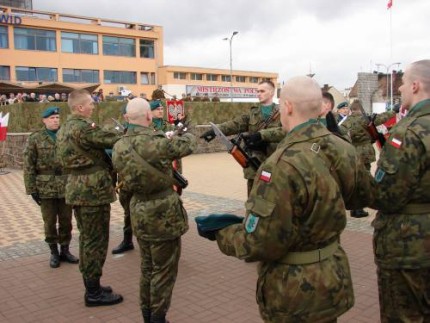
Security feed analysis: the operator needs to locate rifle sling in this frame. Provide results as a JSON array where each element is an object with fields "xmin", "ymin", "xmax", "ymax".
[{"xmin": 124, "ymin": 137, "xmax": 180, "ymax": 188}]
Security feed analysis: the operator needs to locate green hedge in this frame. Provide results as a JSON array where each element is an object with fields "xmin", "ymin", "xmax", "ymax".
[{"xmin": 1, "ymin": 101, "xmax": 256, "ymax": 132}]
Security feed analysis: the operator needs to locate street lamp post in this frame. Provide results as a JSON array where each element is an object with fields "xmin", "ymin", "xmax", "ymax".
[
  {"xmin": 223, "ymin": 31, "xmax": 239, "ymax": 102},
  {"xmin": 376, "ymin": 62, "xmax": 401, "ymax": 109}
]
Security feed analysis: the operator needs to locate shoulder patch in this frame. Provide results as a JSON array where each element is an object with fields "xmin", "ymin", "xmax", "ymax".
[
  {"xmin": 245, "ymin": 213, "xmax": 259, "ymax": 233},
  {"xmin": 389, "ymin": 136, "xmax": 402, "ymax": 149},
  {"xmin": 259, "ymin": 170, "xmax": 272, "ymax": 182},
  {"xmin": 375, "ymin": 168, "xmax": 386, "ymax": 183}
]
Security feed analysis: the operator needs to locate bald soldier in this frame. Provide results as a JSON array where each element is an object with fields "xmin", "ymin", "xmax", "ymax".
[
  {"xmin": 367, "ymin": 60, "xmax": 430, "ymax": 322},
  {"xmin": 112, "ymin": 98, "xmax": 196, "ymax": 323},
  {"xmin": 196, "ymin": 76, "xmax": 371, "ymax": 322}
]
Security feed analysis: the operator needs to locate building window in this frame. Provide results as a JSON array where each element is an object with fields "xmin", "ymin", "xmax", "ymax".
[
  {"xmin": 173, "ymin": 72, "xmax": 186, "ymax": 80},
  {"xmin": 14, "ymin": 27, "xmax": 56, "ymax": 51},
  {"xmin": 221, "ymin": 75, "xmax": 231, "ymax": 82},
  {"xmin": 63, "ymin": 69, "xmax": 99, "ymax": 83},
  {"xmin": 103, "ymin": 36, "xmax": 135, "ymax": 57},
  {"xmin": 0, "ymin": 26, "xmax": 8, "ymax": 48},
  {"xmin": 249, "ymin": 77, "xmax": 259, "ymax": 83},
  {"xmin": 104, "ymin": 70, "xmax": 136, "ymax": 84},
  {"xmin": 61, "ymin": 32, "xmax": 98, "ymax": 54},
  {"xmin": 139, "ymin": 39, "xmax": 154, "ymax": 58},
  {"xmin": 140, "ymin": 72, "xmax": 155, "ymax": 85},
  {"xmin": 190, "ymin": 73, "xmax": 203, "ymax": 81},
  {"xmin": 16, "ymin": 66, "xmax": 58, "ymax": 82},
  {"xmin": 206, "ymin": 74, "xmax": 218, "ymax": 81},
  {"xmin": 236, "ymin": 76, "xmax": 246, "ymax": 83},
  {"xmin": 0, "ymin": 66, "xmax": 10, "ymax": 80}
]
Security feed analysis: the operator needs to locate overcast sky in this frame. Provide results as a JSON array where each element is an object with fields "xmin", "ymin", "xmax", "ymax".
[{"xmin": 34, "ymin": 0, "xmax": 430, "ymax": 90}]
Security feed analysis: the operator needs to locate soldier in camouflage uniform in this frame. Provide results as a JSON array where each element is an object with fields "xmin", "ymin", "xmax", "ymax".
[
  {"xmin": 112, "ymin": 98, "xmax": 196, "ymax": 323},
  {"xmin": 340, "ymin": 100, "xmax": 395, "ymax": 218},
  {"xmin": 151, "ymin": 85, "xmax": 166, "ymax": 101},
  {"xmin": 198, "ymin": 76, "xmax": 371, "ymax": 322},
  {"xmin": 201, "ymin": 80, "xmax": 281, "ymax": 196},
  {"xmin": 368, "ymin": 60, "xmax": 430, "ymax": 322},
  {"xmin": 23, "ymin": 107, "xmax": 79, "ymax": 268},
  {"xmin": 56, "ymin": 89, "xmax": 123, "ymax": 307}
]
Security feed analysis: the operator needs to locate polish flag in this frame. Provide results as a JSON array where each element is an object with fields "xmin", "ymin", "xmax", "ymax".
[
  {"xmin": 387, "ymin": 0, "xmax": 393, "ymax": 9},
  {"xmin": 390, "ymin": 137, "xmax": 402, "ymax": 149},
  {"xmin": 259, "ymin": 170, "xmax": 272, "ymax": 183},
  {"xmin": 0, "ymin": 112, "xmax": 10, "ymax": 141}
]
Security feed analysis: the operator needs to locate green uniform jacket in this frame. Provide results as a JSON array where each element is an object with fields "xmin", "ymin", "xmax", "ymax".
[
  {"xmin": 112, "ymin": 126, "xmax": 196, "ymax": 241},
  {"xmin": 152, "ymin": 118, "xmax": 174, "ymax": 132},
  {"xmin": 341, "ymin": 111, "xmax": 395, "ymax": 165},
  {"xmin": 216, "ymin": 121, "xmax": 369, "ymax": 322},
  {"xmin": 218, "ymin": 104, "xmax": 281, "ymax": 179},
  {"xmin": 56, "ymin": 115, "xmax": 121, "ymax": 206},
  {"xmin": 371, "ymin": 100, "xmax": 430, "ymax": 269},
  {"xmin": 23, "ymin": 128, "xmax": 67, "ymax": 198}
]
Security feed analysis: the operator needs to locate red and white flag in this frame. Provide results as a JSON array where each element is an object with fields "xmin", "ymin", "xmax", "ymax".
[
  {"xmin": 387, "ymin": 0, "xmax": 393, "ymax": 9},
  {"xmin": 0, "ymin": 112, "xmax": 10, "ymax": 141}
]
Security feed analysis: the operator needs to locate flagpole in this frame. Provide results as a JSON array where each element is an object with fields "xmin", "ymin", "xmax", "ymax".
[{"xmin": 390, "ymin": 4, "xmax": 393, "ymax": 60}]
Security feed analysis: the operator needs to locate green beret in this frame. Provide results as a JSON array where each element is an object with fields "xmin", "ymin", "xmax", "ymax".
[
  {"xmin": 150, "ymin": 100, "xmax": 162, "ymax": 110},
  {"xmin": 337, "ymin": 101, "xmax": 349, "ymax": 109},
  {"xmin": 41, "ymin": 106, "xmax": 60, "ymax": 118},
  {"xmin": 195, "ymin": 214, "xmax": 244, "ymax": 240}
]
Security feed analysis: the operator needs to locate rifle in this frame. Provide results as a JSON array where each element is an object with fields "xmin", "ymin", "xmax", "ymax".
[
  {"xmin": 357, "ymin": 106, "xmax": 386, "ymax": 148},
  {"xmin": 210, "ymin": 122, "xmax": 261, "ymax": 170}
]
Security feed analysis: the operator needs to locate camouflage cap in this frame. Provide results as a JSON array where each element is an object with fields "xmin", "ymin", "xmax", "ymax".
[{"xmin": 41, "ymin": 106, "xmax": 60, "ymax": 118}]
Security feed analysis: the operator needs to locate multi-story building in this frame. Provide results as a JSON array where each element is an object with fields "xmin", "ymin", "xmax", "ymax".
[{"xmin": 0, "ymin": 6, "xmax": 278, "ymax": 100}]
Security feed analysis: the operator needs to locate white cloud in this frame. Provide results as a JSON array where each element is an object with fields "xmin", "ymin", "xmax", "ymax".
[{"xmin": 33, "ymin": 0, "xmax": 430, "ymax": 89}]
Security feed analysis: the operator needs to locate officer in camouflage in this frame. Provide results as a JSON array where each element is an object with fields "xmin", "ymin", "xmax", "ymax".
[
  {"xmin": 368, "ymin": 59, "xmax": 430, "ymax": 322},
  {"xmin": 197, "ymin": 76, "xmax": 372, "ymax": 322},
  {"xmin": 150, "ymin": 100, "xmax": 174, "ymax": 132},
  {"xmin": 23, "ymin": 107, "xmax": 78, "ymax": 268},
  {"xmin": 200, "ymin": 80, "xmax": 281, "ymax": 196},
  {"xmin": 56, "ymin": 89, "xmax": 123, "ymax": 307},
  {"xmin": 112, "ymin": 98, "xmax": 196, "ymax": 323},
  {"xmin": 340, "ymin": 99, "xmax": 395, "ymax": 218}
]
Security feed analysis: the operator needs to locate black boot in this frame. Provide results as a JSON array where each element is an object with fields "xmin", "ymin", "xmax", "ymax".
[
  {"xmin": 84, "ymin": 278, "xmax": 123, "ymax": 307},
  {"xmin": 49, "ymin": 244, "xmax": 60, "ymax": 268},
  {"xmin": 112, "ymin": 234, "xmax": 134, "ymax": 254},
  {"xmin": 83, "ymin": 278, "xmax": 112, "ymax": 294},
  {"xmin": 142, "ymin": 308, "xmax": 151, "ymax": 323},
  {"xmin": 60, "ymin": 245, "xmax": 79, "ymax": 263},
  {"xmin": 150, "ymin": 315, "xmax": 169, "ymax": 323},
  {"xmin": 351, "ymin": 209, "xmax": 369, "ymax": 218}
]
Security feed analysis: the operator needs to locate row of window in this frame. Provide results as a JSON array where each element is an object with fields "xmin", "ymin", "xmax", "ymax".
[
  {"xmin": 174, "ymin": 72, "xmax": 260, "ymax": 83},
  {"xmin": 0, "ymin": 26, "xmax": 155, "ymax": 58},
  {"xmin": 0, "ymin": 66, "xmax": 156, "ymax": 85}
]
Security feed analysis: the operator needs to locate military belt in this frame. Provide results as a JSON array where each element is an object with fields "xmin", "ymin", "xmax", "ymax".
[
  {"xmin": 400, "ymin": 203, "xmax": 430, "ymax": 214},
  {"xmin": 134, "ymin": 188, "xmax": 174, "ymax": 202},
  {"xmin": 278, "ymin": 241, "xmax": 339, "ymax": 265},
  {"xmin": 69, "ymin": 165, "xmax": 105, "ymax": 175}
]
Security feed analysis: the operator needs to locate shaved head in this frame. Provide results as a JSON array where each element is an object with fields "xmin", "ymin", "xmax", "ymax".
[
  {"xmin": 280, "ymin": 76, "xmax": 322, "ymax": 131},
  {"xmin": 399, "ymin": 60, "xmax": 430, "ymax": 109},
  {"xmin": 125, "ymin": 98, "xmax": 151, "ymax": 126}
]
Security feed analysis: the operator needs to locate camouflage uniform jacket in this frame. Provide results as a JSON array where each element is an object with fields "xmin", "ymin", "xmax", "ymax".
[
  {"xmin": 56, "ymin": 114, "xmax": 121, "ymax": 206},
  {"xmin": 370, "ymin": 99, "xmax": 430, "ymax": 269},
  {"xmin": 152, "ymin": 118, "xmax": 174, "ymax": 132},
  {"xmin": 23, "ymin": 128, "xmax": 67, "ymax": 198},
  {"xmin": 216, "ymin": 121, "xmax": 368, "ymax": 321},
  {"xmin": 112, "ymin": 125, "xmax": 197, "ymax": 241},
  {"xmin": 218, "ymin": 103, "xmax": 281, "ymax": 179},
  {"xmin": 341, "ymin": 111, "xmax": 395, "ymax": 164}
]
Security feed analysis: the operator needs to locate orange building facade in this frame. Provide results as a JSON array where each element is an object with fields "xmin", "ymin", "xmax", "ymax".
[{"xmin": 0, "ymin": 6, "xmax": 278, "ymax": 100}]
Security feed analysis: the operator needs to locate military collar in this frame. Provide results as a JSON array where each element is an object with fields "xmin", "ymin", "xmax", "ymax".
[
  {"xmin": 280, "ymin": 120, "xmax": 330, "ymax": 147},
  {"xmin": 408, "ymin": 99, "xmax": 430, "ymax": 117}
]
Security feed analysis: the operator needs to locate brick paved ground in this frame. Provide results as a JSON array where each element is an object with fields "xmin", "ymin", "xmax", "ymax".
[{"xmin": 0, "ymin": 152, "xmax": 380, "ymax": 322}]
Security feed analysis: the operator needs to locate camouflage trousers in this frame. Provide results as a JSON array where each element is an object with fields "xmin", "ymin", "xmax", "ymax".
[
  {"xmin": 40, "ymin": 198, "xmax": 73, "ymax": 245},
  {"xmin": 135, "ymin": 237, "xmax": 181, "ymax": 317},
  {"xmin": 74, "ymin": 204, "xmax": 110, "ymax": 279},
  {"xmin": 377, "ymin": 267, "xmax": 430, "ymax": 322},
  {"xmin": 119, "ymin": 189, "xmax": 133, "ymax": 237}
]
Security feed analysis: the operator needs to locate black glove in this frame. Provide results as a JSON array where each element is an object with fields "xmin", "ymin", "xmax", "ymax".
[
  {"xmin": 200, "ymin": 129, "xmax": 216, "ymax": 142},
  {"xmin": 31, "ymin": 192, "xmax": 41, "ymax": 206},
  {"xmin": 195, "ymin": 214, "xmax": 244, "ymax": 241},
  {"xmin": 243, "ymin": 132, "xmax": 267, "ymax": 151},
  {"xmin": 393, "ymin": 104, "xmax": 401, "ymax": 113}
]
